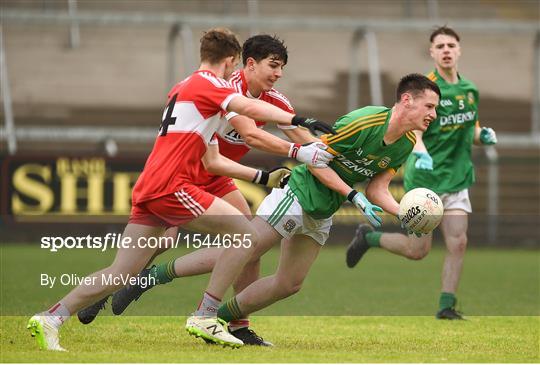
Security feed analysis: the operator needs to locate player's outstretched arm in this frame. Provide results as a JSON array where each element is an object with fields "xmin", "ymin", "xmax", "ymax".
[
  {"xmin": 202, "ymin": 144, "xmax": 289, "ymax": 188},
  {"xmin": 365, "ymin": 169, "xmax": 400, "ymax": 216},
  {"xmin": 227, "ymin": 95, "xmax": 335, "ymax": 135},
  {"xmin": 307, "ymin": 165, "xmax": 383, "ymax": 227},
  {"xmin": 281, "ymin": 125, "xmax": 320, "ymax": 144},
  {"xmin": 230, "ymin": 115, "xmax": 290, "ymax": 155},
  {"xmin": 307, "ymin": 165, "xmax": 351, "ymax": 196},
  {"xmin": 230, "ymin": 115, "xmax": 333, "ymax": 168}
]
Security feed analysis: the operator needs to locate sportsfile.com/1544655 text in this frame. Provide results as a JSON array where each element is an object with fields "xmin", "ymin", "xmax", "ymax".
[{"xmin": 40, "ymin": 233, "xmax": 253, "ymax": 252}]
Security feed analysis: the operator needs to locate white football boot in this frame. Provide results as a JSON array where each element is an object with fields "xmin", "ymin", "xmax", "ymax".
[
  {"xmin": 186, "ymin": 315, "xmax": 243, "ymax": 348},
  {"xmin": 27, "ymin": 314, "xmax": 67, "ymax": 351}
]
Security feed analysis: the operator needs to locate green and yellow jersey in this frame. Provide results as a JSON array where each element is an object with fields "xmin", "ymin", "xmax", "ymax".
[
  {"xmin": 404, "ymin": 69, "xmax": 480, "ymax": 194},
  {"xmin": 288, "ymin": 106, "xmax": 416, "ymax": 219}
]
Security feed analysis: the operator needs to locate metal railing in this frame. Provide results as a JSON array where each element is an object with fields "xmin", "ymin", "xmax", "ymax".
[
  {"xmin": 348, "ymin": 29, "xmax": 383, "ymax": 110},
  {"xmin": 0, "ymin": 25, "xmax": 16, "ymax": 155},
  {"xmin": 2, "ymin": 9, "xmax": 539, "ymax": 152}
]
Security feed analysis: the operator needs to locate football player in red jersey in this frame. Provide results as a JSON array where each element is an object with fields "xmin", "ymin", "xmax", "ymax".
[
  {"xmin": 27, "ymin": 28, "xmax": 335, "ymax": 351},
  {"xmin": 76, "ymin": 35, "xmax": 328, "ymax": 346},
  {"xmin": 93, "ymin": 35, "xmax": 316, "ymax": 347}
]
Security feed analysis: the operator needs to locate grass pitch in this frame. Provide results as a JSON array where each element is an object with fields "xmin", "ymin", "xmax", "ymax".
[
  {"xmin": 1, "ymin": 316, "xmax": 538, "ymax": 362},
  {"xmin": 1, "ymin": 244, "xmax": 538, "ymax": 362}
]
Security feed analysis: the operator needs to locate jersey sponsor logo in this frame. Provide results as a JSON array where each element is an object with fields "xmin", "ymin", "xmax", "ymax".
[
  {"xmin": 355, "ymin": 157, "xmax": 374, "ymax": 166},
  {"xmin": 355, "ymin": 147, "xmax": 364, "ymax": 157},
  {"xmin": 220, "ymin": 123, "xmax": 264, "ymax": 145},
  {"xmin": 223, "ymin": 128, "xmax": 245, "ymax": 145},
  {"xmin": 440, "ymin": 99, "xmax": 453, "ymax": 107},
  {"xmin": 439, "ymin": 111, "xmax": 476, "ymax": 126},
  {"xmin": 378, "ymin": 156, "xmax": 391, "ymax": 169},
  {"xmin": 441, "ymin": 124, "xmax": 465, "ymax": 132},
  {"xmin": 336, "ymin": 155, "xmax": 376, "ymax": 178}
]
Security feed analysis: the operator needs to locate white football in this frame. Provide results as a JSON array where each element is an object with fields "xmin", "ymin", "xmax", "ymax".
[{"xmin": 398, "ymin": 188, "xmax": 444, "ymax": 234}]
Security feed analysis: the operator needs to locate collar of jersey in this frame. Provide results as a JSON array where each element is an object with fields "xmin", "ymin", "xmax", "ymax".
[
  {"xmin": 380, "ymin": 108, "xmax": 403, "ymax": 147},
  {"xmin": 434, "ymin": 68, "xmax": 463, "ymax": 87},
  {"xmin": 239, "ymin": 69, "xmax": 264, "ymax": 100},
  {"xmin": 195, "ymin": 69, "xmax": 218, "ymax": 78}
]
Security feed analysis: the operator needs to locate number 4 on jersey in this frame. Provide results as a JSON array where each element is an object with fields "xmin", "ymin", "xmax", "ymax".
[{"xmin": 159, "ymin": 94, "xmax": 178, "ymax": 136}]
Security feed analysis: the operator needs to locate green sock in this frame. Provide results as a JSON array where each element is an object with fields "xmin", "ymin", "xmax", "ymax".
[
  {"xmin": 217, "ymin": 296, "xmax": 243, "ymax": 322},
  {"xmin": 439, "ymin": 292, "xmax": 456, "ymax": 310},
  {"xmin": 149, "ymin": 259, "xmax": 177, "ymax": 285},
  {"xmin": 365, "ymin": 231, "xmax": 382, "ymax": 247}
]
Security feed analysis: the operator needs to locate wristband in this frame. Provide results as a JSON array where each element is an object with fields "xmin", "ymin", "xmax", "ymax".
[
  {"xmin": 252, "ymin": 170, "xmax": 269, "ymax": 185},
  {"xmin": 278, "ymin": 123, "xmax": 297, "ymax": 130},
  {"xmin": 347, "ymin": 189, "xmax": 358, "ymax": 202}
]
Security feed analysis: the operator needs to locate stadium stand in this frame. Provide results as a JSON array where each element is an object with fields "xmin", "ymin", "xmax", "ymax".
[{"xmin": 1, "ymin": 0, "xmax": 538, "ymax": 244}]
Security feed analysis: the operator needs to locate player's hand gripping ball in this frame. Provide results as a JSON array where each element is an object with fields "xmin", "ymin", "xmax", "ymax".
[{"xmin": 398, "ymin": 188, "xmax": 444, "ymax": 235}]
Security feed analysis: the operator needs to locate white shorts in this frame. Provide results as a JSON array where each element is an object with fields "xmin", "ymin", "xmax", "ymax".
[
  {"xmin": 440, "ymin": 189, "xmax": 472, "ymax": 213},
  {"xmin": 256, "ymin": 186, "xmax": 333, "ymax": 245}
]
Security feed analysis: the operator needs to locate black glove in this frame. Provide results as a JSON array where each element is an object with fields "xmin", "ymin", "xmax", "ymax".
[
  {"xmin": 252, "ymin": 167, "xmax": 291, "ymax": 188},
  {"xmin": 291, "ymin": 116, "xmax": 337, "ymax": 135}
]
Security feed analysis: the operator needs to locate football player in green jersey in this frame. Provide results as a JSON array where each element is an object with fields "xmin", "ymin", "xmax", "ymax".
[
  {"xmin": 346, "ymin": 26, "xmax": 497, "ymax": 320},
  {"xmin": 215, "ymin": 74, "xmax": 440, "ymax": 326}
]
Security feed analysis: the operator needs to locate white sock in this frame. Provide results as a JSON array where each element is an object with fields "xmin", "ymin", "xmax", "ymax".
[
  {"xmin": 46, "ymin": 301, "xmax": 71, "ymax": 328},
  {"xmin": 194, "ymin": 292, "xmax": 221, "ymax": 317}
]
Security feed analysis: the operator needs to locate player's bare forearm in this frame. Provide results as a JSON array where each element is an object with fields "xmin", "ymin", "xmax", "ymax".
[
  {"xmin": 366, "ymin": 187, "xmax": 399, "ymax": 216},
  {"xmin": 230, "ymin": 115, "xmax": 291, "ymax": 156},
  {"xmin": 473, "ymin": 122, "xmax": 482, "ymax": 145},
  {"xmin": 282, "ymin": 127, "xmax": 319, "ymax": 144},
  {"xmin": 202, "ymin": 145, "xmax": 258, "ymax": 182},
  {"xmin": 307, "ymin": 165, "xmax": 352, "ymax": 196},
  {"xmin": 228, "ymin": 96, "xmax": 294, "ymax": 125},
  {"xmin": 206, "ymin": 157, "xmax": 257, "ymax": 182},
  {"xmin": 365, "ymin": 171, "xmax": 399, "ymax": 216}
]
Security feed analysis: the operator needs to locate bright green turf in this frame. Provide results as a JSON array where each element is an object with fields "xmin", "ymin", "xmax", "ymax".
[
  {"xmin": 1, "ymin": 316, "xmax": 538, "ymax": 362},
  {"xmin": 1, "ymin": 244, "xmax": 539, "ymax": 362}
]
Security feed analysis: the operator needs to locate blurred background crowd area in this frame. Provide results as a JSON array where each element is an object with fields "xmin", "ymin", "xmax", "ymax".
[{"xmin": 0, "ymin": 0, "xmax": 538, "ymax": 244}]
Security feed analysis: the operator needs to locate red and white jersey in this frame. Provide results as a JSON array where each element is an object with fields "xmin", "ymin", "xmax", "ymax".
[
  {"xmin": 215, "ymin": 69, "xmax": 295, "ymax": 162},
  {"xmin": 132, "ymin": 70, "xmax": 241, "ymax": 204}
]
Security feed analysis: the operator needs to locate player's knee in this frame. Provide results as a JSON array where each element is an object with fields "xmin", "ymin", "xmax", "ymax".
[
  {"xmin": 407, "ymin": 252, "xmax": 426, "ymax": 261},
  {"xmin": 247, "ymin": 255, "xmax": 261, "ymax": 266},
  {"xmin": 243, "ymin": 226, "xmax": 259, "ymax": 251},
  {"xmin": 274, "ymin": 278, "xmax": 302, "ymax": 298},
  {"xmin": 447, "ymin": 234, "xmax": 467, "ymax": 255},
  {"xmin": 278, "ymin": 284, "xmax": 302, "ymax": 299},
  {"xmin": 406, "ymin": 246, "xmax": 429, "ymax": 260}
]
